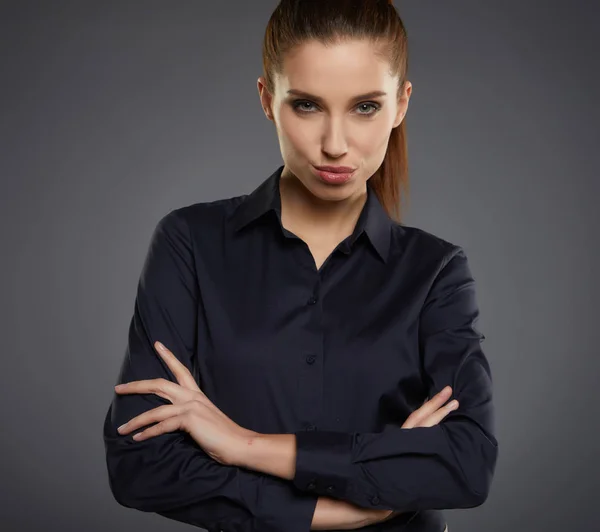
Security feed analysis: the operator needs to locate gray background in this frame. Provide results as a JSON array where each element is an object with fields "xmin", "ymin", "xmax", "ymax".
[{"xmin": 2, "ymin": 1, "xmax": 598, "ymax": 530}]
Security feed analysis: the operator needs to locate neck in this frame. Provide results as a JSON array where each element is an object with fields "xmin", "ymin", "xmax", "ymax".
[{"xmin": 278, "ymin": 166, "xmax": 367, "ymax": 241}]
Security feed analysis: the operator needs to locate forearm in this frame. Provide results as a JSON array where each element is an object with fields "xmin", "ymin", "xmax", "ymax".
[
  {"xmin": 235, "ymin": 434, "xmax": 398, "ymax": 530},
  {"xmin": 311, "ymin": 496, "xmax": 384, "ymax": 530},
  {"xmin": 237, "ymin": 433, "xmax": 297, "ymax": 479}
]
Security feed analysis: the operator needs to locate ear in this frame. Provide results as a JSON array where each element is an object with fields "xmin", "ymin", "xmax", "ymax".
[
  {"xmin": 257, "ymin": 76, "xmax": 274, "ymax": 122},
  {"xmin": 393, "ymin": 108, "xmax": 405, "ymax": 128},
  {"xmin": 392, "ymin": 81, "xmax": 412, "ymax": 128}
]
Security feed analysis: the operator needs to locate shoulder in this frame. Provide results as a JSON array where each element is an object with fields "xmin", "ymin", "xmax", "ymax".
[
  {"xmin": 391, "ymin": 222, "xmax": 464, "ymax": 266},
  {"xmin": 154, "ymin": 193, "xmax": 248, "ymax": 235}
]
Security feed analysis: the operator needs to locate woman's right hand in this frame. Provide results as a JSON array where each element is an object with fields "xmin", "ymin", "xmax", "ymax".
[{"xmin": 360, "ymin": 386, "xmax": 459, "ymax": 527}]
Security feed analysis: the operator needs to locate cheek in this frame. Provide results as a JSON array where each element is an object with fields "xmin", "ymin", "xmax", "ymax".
[
  {"xmin": 278, "ymin": 111, "xmax": 314, "ymax": 151},
  {"xmin": 355, "ymin": 120, "xmax": 393, "ymax": 153}
]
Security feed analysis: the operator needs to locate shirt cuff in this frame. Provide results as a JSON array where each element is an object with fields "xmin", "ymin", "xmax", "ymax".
[
  {"xmin": 233, "ymin": 467, "xmax": 318, "ymax": 532},
  {"xmin": 292, "ymin": 430, "xmax": 354, "ymax": 500}
]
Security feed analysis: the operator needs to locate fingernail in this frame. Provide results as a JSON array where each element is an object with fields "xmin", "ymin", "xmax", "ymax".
[
  {"xmin": 448, "ymin": 400, "xmax": 458, "ymax": 409},
  {"xmin": 156, "ymin": 341, "xmax": 166, "ymax": 351}
]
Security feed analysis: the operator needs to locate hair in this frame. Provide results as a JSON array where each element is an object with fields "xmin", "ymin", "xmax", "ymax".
[{"xmin": 261, "ymin": 0, "xmax": 410, "ymax": 222}]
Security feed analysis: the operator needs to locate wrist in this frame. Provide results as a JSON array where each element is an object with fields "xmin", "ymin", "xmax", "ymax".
[
  {"xmin": 366, "ymin": 509, "xmax": 399, "ymax": 525},
  {"xmin": 233, "ymin": 433, "xmax": 297, "ymax": 480},
  {"xmin": 230, "ymin": 430, "xmax": 263, "ymax": 468},
  {"xmin": 311, "ymin": 497, "xmax": 378, "ymax": 530}
]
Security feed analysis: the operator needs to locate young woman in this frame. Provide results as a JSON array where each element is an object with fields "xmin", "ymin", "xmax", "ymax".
[{"xmin": 103, "ymin": 1, "xmax": 498, "ymax": 531}]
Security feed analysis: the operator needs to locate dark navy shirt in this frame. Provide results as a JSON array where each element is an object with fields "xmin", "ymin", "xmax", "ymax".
[{"xmin": 103, "ymin": 165, "xmax": 498, "ymax": 532}]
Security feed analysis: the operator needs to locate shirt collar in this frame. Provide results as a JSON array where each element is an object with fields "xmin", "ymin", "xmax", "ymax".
[{"xmin": 231, "ymin": 165, "xmax": 393, "ymax": 262}]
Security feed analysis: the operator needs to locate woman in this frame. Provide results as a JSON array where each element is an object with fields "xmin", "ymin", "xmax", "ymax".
[{"xmin": 103, "ymin": 1, "xmax": 498, "ymax": 531}]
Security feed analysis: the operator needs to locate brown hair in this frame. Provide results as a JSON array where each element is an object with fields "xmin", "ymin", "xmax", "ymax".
[{"xmin": 261, "ymin": 0, "xmax": 410, "ymax": 222}]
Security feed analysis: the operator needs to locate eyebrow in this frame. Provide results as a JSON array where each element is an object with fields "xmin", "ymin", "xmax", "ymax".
[{"xmin": 286, "ymin": 89, "xmax": 387, "ymax": 103}]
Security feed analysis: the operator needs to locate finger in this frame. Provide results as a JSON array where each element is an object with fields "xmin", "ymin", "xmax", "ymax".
[
  {"xmin": 131, "ymin": 413, "xmax": 186, "ymax": 442},
  {"xmin": 118, "ymin": 403, "xmax": 183, "ymax": 435},
  {"xmin": 114, "ymin": 377, "xmax": 190, "ymax": 404},
  {"xmin": 404, "ymin": 386, "xmax": 453, "ymax": 427},
  {"xmin": 418, "ymin": 399, "xmax": 459, "ymax": 428},
  {"xmin": 154, "ymin": 341, "xmax": 201, "ymax": 392}
]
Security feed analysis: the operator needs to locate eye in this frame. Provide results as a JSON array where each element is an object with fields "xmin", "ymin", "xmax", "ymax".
[
  {"xmin": 355, "ymin": 102, "xmax": 381, "ymax": 116},
  {"xmin": 291, "ymin": 100, "xmax": 381, "ymax": 117},
  {"xmin": 292, "ymin": 100, "xmax": 318, "ymax": 113}
]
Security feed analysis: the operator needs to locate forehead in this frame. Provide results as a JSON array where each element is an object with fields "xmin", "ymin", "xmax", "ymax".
[{"xmin": 277, "ymin": 39, "xmax": 395, "ymax": 95}]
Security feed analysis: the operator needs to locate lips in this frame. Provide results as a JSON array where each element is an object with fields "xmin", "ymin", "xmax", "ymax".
[
  {"xmin": 313, "ymin": 165, "xmax": 356, "ymax": 173},
  {"xmin": 312, "ymin": 165, "xmax": 355, "ymax": 185}
]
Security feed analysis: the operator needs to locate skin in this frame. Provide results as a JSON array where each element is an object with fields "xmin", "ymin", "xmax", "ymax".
[
  {"xmin": 257, "ymin": 38, "xmax": 412, "ymax": 267},
  {"xmin": 115, "ymin": 40, "xmax": 455, "ymax": 530}
]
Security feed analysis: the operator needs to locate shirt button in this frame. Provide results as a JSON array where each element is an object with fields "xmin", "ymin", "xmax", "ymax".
[
  {"xmin": 307, "ymin": 294, "xmax": 318, "ymax": 305},
  {"xmin": 306, "ymin": 354, "xmax": 316, "ymax": 364},
  {"xmin": 326, "ymin": 485, "xmax": 335, "ymax": 493},
  {"xmin": 307, "ymin": 481, "xmax": 316, "ymax": 490},
  {"xmin": 370, "ymin": 495, "xmax": 380, "ymax": 505}
]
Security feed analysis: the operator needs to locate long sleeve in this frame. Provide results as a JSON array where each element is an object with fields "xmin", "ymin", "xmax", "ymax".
[
  {"xmin": 291, "ymin": 246, "xmax": 498, "ymax": 512},
  {"xmin": 103, "ymin": 209, "xmax": 318, "ymax": 532}
]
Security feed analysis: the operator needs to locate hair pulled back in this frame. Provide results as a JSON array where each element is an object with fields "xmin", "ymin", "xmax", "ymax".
[{"xmin": 262, "ymin": 0, "xmax": 409, "ymax": 221}]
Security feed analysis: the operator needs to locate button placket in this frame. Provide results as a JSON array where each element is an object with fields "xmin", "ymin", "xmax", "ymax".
[
  {"xmin": 307, "ymin": 277, "xmax": 321, "ymax": 306},
  {"xmin": 299, "ymin": 274, "xmax": 323, "ymax": 438}
]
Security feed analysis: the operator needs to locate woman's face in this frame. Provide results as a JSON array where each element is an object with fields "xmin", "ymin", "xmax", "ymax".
[{"xmin": 258, "ymin": 38, "xmax": 411, "ymax": 202}]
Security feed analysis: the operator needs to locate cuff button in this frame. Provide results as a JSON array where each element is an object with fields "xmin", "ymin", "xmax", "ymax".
[
  {"xmin": 326, "ymin": 485, "xmax": 335, "ymax": 493},
  {"xmin": 370, "ymin": 495, "xmax": 380, "ymax": 505},
  {"xmin": 307, "ymin": 482, "xmax": 316, "ymax": 490}
]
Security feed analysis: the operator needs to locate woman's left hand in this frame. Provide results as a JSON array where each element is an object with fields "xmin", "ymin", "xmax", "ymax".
[{"xmin": 114, "ymin": 341, "xmax": 259, "ymax": 467}]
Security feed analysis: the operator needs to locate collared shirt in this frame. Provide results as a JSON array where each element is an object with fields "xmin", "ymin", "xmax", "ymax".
[{"xmin": 103, "ymin": 165, "xmax": 498, "ymax": 532}]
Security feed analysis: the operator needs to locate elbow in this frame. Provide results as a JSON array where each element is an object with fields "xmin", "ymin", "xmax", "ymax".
[
  {"xmin": 109, "ymin": 487, "xmax": 134, "ymax": 510},
  {"xmin": 106, "ymin": 476, "xmax": 133, "ymax": 509},
  {"xmin": 105, "ymin": 460, "xmax": 141, "ymax": 510},
  {"xmin": 443, "ymin": 450, "xmax": 496, "ymax": 510},
  {"xmin": 103, "ymin": 412, "xmax": 160, "ymax": 511},
  {"xmin": 440, "ymin": 418, "xmax": 498, "ymax": 509},
  {"xmin": 104, "ymin": 447, "xmax": 160, "ymax": 512},
  {"xmin": 461, "ymin": 435, "xmax": 499, "ymax": 508},
  {"xmin": 462, "ymin": 485, "xmax": 490, "ymax": 509},
  {"xmin": 106, "ymin": 468, "xmax": 158, "ymax": 512}
]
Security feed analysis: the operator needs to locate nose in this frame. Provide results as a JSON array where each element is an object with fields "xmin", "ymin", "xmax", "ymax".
[{"xmin": 321, "ymin": 117, "xmax": 348, "ymax": 158}]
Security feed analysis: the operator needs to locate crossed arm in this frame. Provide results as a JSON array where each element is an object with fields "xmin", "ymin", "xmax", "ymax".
[
  {"xmin": 105, "ymin": 212, "xmax": 497, "ymax": 531},
  {"xmin": 114, "ymin": 339, "xmax": 463, "ymax": 529}
]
